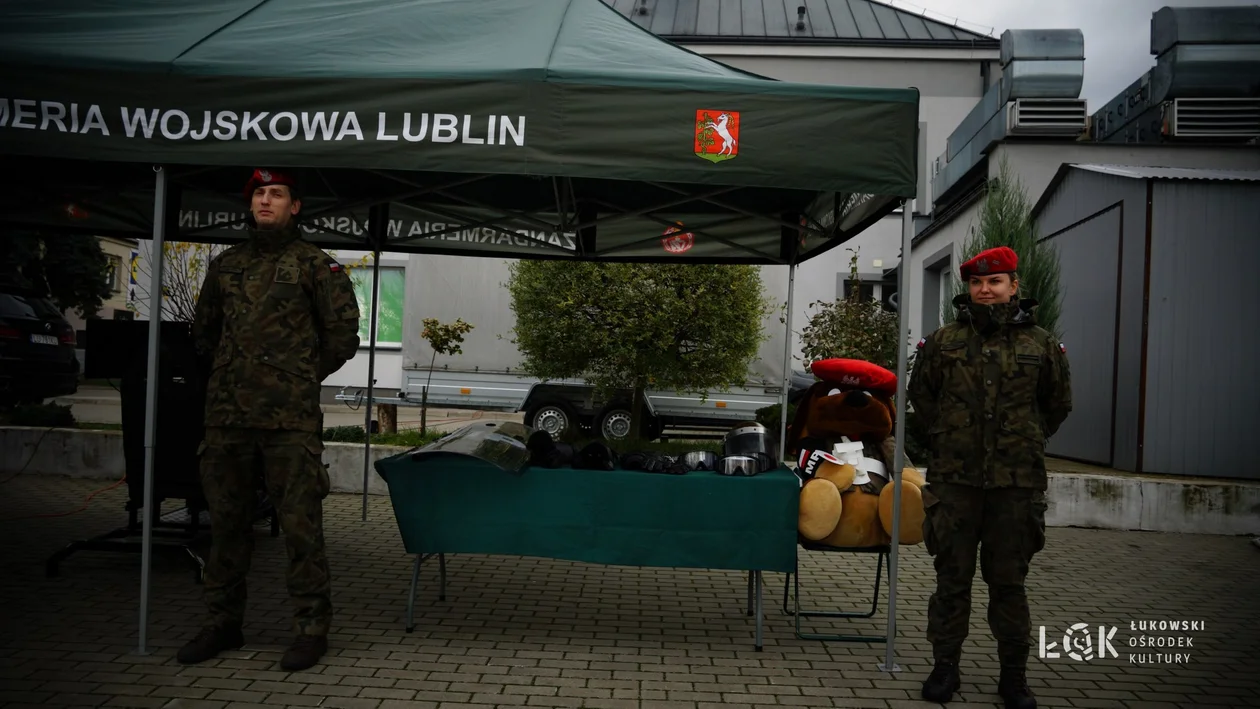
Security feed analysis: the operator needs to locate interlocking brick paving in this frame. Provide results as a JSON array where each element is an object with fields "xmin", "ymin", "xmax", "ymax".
[{"xmin": 0, "ymin": 473, "xmax": 1256, "ymax": 708}]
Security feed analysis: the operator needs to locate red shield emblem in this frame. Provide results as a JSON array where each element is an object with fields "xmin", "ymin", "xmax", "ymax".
[
  {"xmin": 661, "ymin": 223, "xmax": 694, "ymax": 254},
  {"xmin": 694, "ymin": 110, "xmax": 739, "ymax": 163}
]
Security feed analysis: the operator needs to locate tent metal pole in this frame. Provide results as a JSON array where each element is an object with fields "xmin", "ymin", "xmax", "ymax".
[
  {"xmin": 361, "ymin": 246, "xmax": 382, "ymax": 522},
  {"xmin": 778, "ymin": 263, "xmax": 797, "ymax": 461},
  {"xmin": 138, "ymin": 165, "xmax": 167, "ymax": 656},
  {"xmin": 880, "ymin": 199, "xmax": 915, "ymax": 673}
]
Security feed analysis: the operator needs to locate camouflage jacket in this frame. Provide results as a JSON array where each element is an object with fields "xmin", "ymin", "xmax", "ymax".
[
  {"xmin": 192, "ymin": 225, "xmax": 361, "ymax": 432},
  {"xmin": 908, "ymin": 294, "xmax": 1072, "ymax": 490}
]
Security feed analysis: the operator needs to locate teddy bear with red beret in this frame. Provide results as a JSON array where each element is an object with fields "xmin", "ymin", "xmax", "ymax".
[{"xmin": 788, "ymin": 358, "xmax": 926, "ymax": 548}]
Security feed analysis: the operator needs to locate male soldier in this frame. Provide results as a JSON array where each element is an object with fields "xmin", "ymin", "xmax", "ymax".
[
  {"xmin": 908, "ymin": 246, "xmax": 1071, "ymax": 709},
  {"xmin": 178, "ymin": 168, "xmax": 361, "ymax": 672}
]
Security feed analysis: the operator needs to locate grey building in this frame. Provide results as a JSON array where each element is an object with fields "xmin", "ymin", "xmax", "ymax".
[
  {"xmin": 1031, "ymin": 164, "xmax": 1260, "ymax": 480},
  {"xmin": 905, "ymin": 5, "xmax": 1260, "ymax": 352}
]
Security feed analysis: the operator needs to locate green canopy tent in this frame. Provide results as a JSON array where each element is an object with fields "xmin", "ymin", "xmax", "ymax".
[{"xmin": 0, "ymin": 0, "xmax": 919, "ymax": 669}]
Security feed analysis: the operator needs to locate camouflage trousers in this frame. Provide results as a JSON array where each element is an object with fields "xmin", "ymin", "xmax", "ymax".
[
  {"xmin": 198, "ymin": 427, "xmax": 333, "ymax": 637},
  {"xmin": 921, "ymin": 482, "xmax": 1048, "ymax": 669}
]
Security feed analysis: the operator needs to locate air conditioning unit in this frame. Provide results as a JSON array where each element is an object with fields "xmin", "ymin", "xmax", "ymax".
[
  {"xmin": 1006, "ymin": 98, "xmax": 1088, "ymax": 135},
  {"xmin": 1167, "ymin": 98, "xmax": 1260, "ymax": 138}
]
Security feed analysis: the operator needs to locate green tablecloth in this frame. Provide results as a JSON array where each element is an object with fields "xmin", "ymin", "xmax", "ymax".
[{"xmin": 375, "ymin": 452, "xmax": 800, "ymax": 573}]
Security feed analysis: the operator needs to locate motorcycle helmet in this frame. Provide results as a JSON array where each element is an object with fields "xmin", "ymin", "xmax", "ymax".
[{"xmin": 723, "ymin": 421, "xmax": 777, "ymax": 462}]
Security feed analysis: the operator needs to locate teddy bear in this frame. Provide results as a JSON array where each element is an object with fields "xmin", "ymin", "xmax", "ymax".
[{"xmin": 787, "ymin": 358, "xmax": 926, "ymax": 548}]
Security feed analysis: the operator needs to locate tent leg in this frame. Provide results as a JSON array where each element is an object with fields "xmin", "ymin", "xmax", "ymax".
[
  {"xmin": 879, "ymin": 199, "xmax": 915, "ymax": 673},
  {"xmin": 362, "ymin": 247, "xmax": 382, "ymax": 522},
  {"xmin": 138, "ymin": 166, "xmax": 167, "ymax": 656},
  {"xmin": 779, "ymin": 263, "xmax": 797, "ymax": 460}
]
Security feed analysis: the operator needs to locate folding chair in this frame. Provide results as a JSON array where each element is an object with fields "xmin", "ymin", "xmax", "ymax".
[{"xmin": 781, "ymin": 539, "xmax": 891, "ymax": 642}]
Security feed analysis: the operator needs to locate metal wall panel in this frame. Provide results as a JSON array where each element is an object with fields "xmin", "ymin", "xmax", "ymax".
[
  {"xmin": 1039, "ymin": 205, "xmax": 1122, "ymax": 465},
  {"xmin": 1142, "ymin": 181, "xmax": 1260, "ymax": 478},
  {"xmin": 1035, "ymin": 169, "xmax": 1149, "ymax": 471}
]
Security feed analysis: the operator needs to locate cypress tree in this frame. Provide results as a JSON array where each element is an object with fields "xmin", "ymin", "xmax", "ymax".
[{"xmin": 943, "ymin": 156, "xmax": 1064, "ymax": 339}]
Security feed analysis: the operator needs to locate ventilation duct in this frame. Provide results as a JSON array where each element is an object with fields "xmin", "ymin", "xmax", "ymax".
[
  {"xmin": 1091, "ymin": 6, "xmax": 1260, "ymax": 144},
  {"xmin": 932, "ymin": 29, "xmax": 1086, "ymax": 207}
]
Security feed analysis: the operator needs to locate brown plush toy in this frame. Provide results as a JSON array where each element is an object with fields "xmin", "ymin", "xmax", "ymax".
[{"xmin": 789, "ymin": 358, "xmax": 925, "ymax": 547}]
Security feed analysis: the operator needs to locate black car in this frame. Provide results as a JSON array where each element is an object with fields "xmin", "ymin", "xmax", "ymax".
[{"xmin": 0, "ymin": 284, "xmax": 80, "ymax": 406}]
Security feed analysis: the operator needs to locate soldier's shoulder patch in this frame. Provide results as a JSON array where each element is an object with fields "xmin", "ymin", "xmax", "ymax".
[
  {"xmin": 1059, "ymin": 342, "xmax": 1067, "ymax": 354},
  {"xmin": 328, "ymin": 262, "xmax": 343, "ymax": 273},
  {"xmin": 916, "ymin": 337, "xmax": 926, "ymax": 350}
]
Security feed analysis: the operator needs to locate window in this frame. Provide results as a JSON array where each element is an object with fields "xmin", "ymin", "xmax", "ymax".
[
  {"xmin": 841, "ymin": 280, "xmax": 877, "ymax": 303},
  {"xmin": 938, "ymin": 270, "xmax": 952, "ymax": 325},
  {"xmin": 105, "ymin": 255, "xmax": 123, "ymax": 293},
  {"xmin": 921, "ymin": 254, "xmax": 953, "ymax": 334},
  {"xmin": 841, "ymin": 279, "xmax": 897, "ymax": 312},
  {"xmin": 349, "ymin": 266, "xmax": 405, "ymax": 348}
]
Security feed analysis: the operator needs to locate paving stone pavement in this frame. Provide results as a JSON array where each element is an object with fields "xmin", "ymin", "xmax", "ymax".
[{"xmin": 0, "ymin": 474, "xmax": 1257, "ymax": 709}]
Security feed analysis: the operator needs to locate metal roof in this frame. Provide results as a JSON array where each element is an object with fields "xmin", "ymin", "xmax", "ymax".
[
  {"xmin": 1030, "ymin": 163, "xmax": 1260, "ymax": 218},
  {"xmin": 602, "ymin": 0, "xmax": 998, "ymax": 46},
  {"xmin": 1070, "ymin": 164, "xmax": 1260, "ymax": 182}
]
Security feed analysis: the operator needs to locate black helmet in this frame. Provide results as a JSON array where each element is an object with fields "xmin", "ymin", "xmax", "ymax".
[{"xmin": 723, "ymin": 421, "xmax": 777, "ymax": 461}]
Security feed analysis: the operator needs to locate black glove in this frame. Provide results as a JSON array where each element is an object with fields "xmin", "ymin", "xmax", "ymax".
[
  {"xmin": 527, "ymin": 431, "xmax": 574, "ymax": 468},
  {"xmin": 622, "ymin": 451, "xmax": 680, "ymax": 474},
  {"xmin": 575, "ymin": 441, "xmax": 618, "ymax": 471}
]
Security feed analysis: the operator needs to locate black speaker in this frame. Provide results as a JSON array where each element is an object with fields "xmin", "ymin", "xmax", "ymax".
[{"xmin": 86, "ymin": 319, "xmax": 208, "ymax": 509}]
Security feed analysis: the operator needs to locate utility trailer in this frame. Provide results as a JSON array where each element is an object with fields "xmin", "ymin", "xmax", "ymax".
[{"xmin": 337, "ymin": 253, "xmax": 813, "ymax": 441}]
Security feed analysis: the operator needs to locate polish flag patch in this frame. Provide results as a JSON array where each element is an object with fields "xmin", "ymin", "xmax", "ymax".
[{"xmin": 329, "ymin": 263, "xmax": 343, "ymax": 273}]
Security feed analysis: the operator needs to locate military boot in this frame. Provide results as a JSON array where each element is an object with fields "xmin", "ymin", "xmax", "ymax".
[
  {"xmin": 176, "ymin": 625, "xmax": 245, "ymax": 664},
  {"xmin": 921, "ymin": 660, "xmax": 961, "ymax": 703},
  {"xmin": 998, "ymin": 667, "xmax": 1037, "ymax": 709},
  {"xmin": 280, "ymin": 634, "xmax": 328, "ymax": 672}
]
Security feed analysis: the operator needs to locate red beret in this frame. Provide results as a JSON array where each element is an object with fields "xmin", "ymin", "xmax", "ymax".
[
  {"xmin": 808, "ymin": 358, "xmax": 897, "ymax": 397},
  {"xmin": 243, "ymin": 167, "xmax": 297, "ymax": 199},
  {"xmin": 960, "ymin": 246, "xmax": 1018, "ymax": 279}
]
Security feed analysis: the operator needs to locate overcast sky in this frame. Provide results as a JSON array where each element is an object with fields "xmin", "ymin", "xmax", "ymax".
[{"xmin": 899, "ymin": 0, "xmax": 1255, "ymax": 108}]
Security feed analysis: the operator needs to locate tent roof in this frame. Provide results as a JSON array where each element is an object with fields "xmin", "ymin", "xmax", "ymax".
[
  {"xmin": 0, "ymin": 0, "xmax": 920, "ymax": 265},
  {"xmin": 1, "ymin": 0, "xmax": 767, "ymax": 83}
]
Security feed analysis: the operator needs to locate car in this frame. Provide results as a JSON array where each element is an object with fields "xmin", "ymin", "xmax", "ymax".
[{"xmin": 0, "ymin": 284, "xmax": 80, "ymax": 407}]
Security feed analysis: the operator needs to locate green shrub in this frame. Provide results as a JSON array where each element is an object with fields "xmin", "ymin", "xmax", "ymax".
[
  {"xmin": 2, "ymin": 402, "xmax": 76, "ymax": 428},
  {"xmin": 322, "ymin": 425, "xmax": 446, "ymax": 449},
  {"xmin": 323, "ymin": 425, "xmax": 367, "ymax": 442}
]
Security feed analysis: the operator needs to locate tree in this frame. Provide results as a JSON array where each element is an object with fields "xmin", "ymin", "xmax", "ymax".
[
  {"xmin": 0, "ymin": 232, "xmax": 111, "ymax": 318},
  {"xmin": 418, "ymin": 317, "xmax": 474, "ymax": 431},
  {"xmin": 129, "ymin": 242, "xmax": 372, "ymax": 322},
  {"xmin": 128, "ymin": 241, "xmax": 227, "ymax": 322},
  {"xmin": 798, "ymin": 247, "xmax": 900, "ymax": 373},
  {"xmin": 506, "ymin": 261, "xmax": 772, "ymax": 438},
  {"xmin": 943, "ymin": 156, "xmax": 1064, "ymax": 339}
]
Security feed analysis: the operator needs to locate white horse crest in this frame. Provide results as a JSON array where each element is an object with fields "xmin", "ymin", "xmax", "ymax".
[{"xmin": 695, "ymin": 110, "xmax": 740, "ymax": 163}]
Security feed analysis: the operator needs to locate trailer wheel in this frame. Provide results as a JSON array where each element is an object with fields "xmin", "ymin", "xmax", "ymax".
[
  {"xmin": 597, "ymin": 404, "xmax": 660, "ymax": 442},
  {"xmin": 526, "ymin": 399, "xmax": 577, "ymax": 439}
]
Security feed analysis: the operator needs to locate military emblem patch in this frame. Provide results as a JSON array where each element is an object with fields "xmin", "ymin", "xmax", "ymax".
[
  {"xmin": 694, "ymin": 110, "xmax": 739, "ymax": 163},
  {"xmin": 1059, "ymin": 342, "xmax": 1066, "ymax": 354},
  {"xmin": 329, "ymin": 263, "xmax": 343, "ymax": 273},
  {"xmin": 661, "ymin": 222, "xmax": 695, "ymax": 254},
  {"xmin": 259, "ymin": 169, "xmax": 273, "ymax": 183}
]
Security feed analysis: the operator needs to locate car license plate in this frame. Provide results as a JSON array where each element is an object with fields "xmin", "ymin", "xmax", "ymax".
[{"xmin": 30, "ymin": 334, "xmax": 58, "ymax": 346}]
